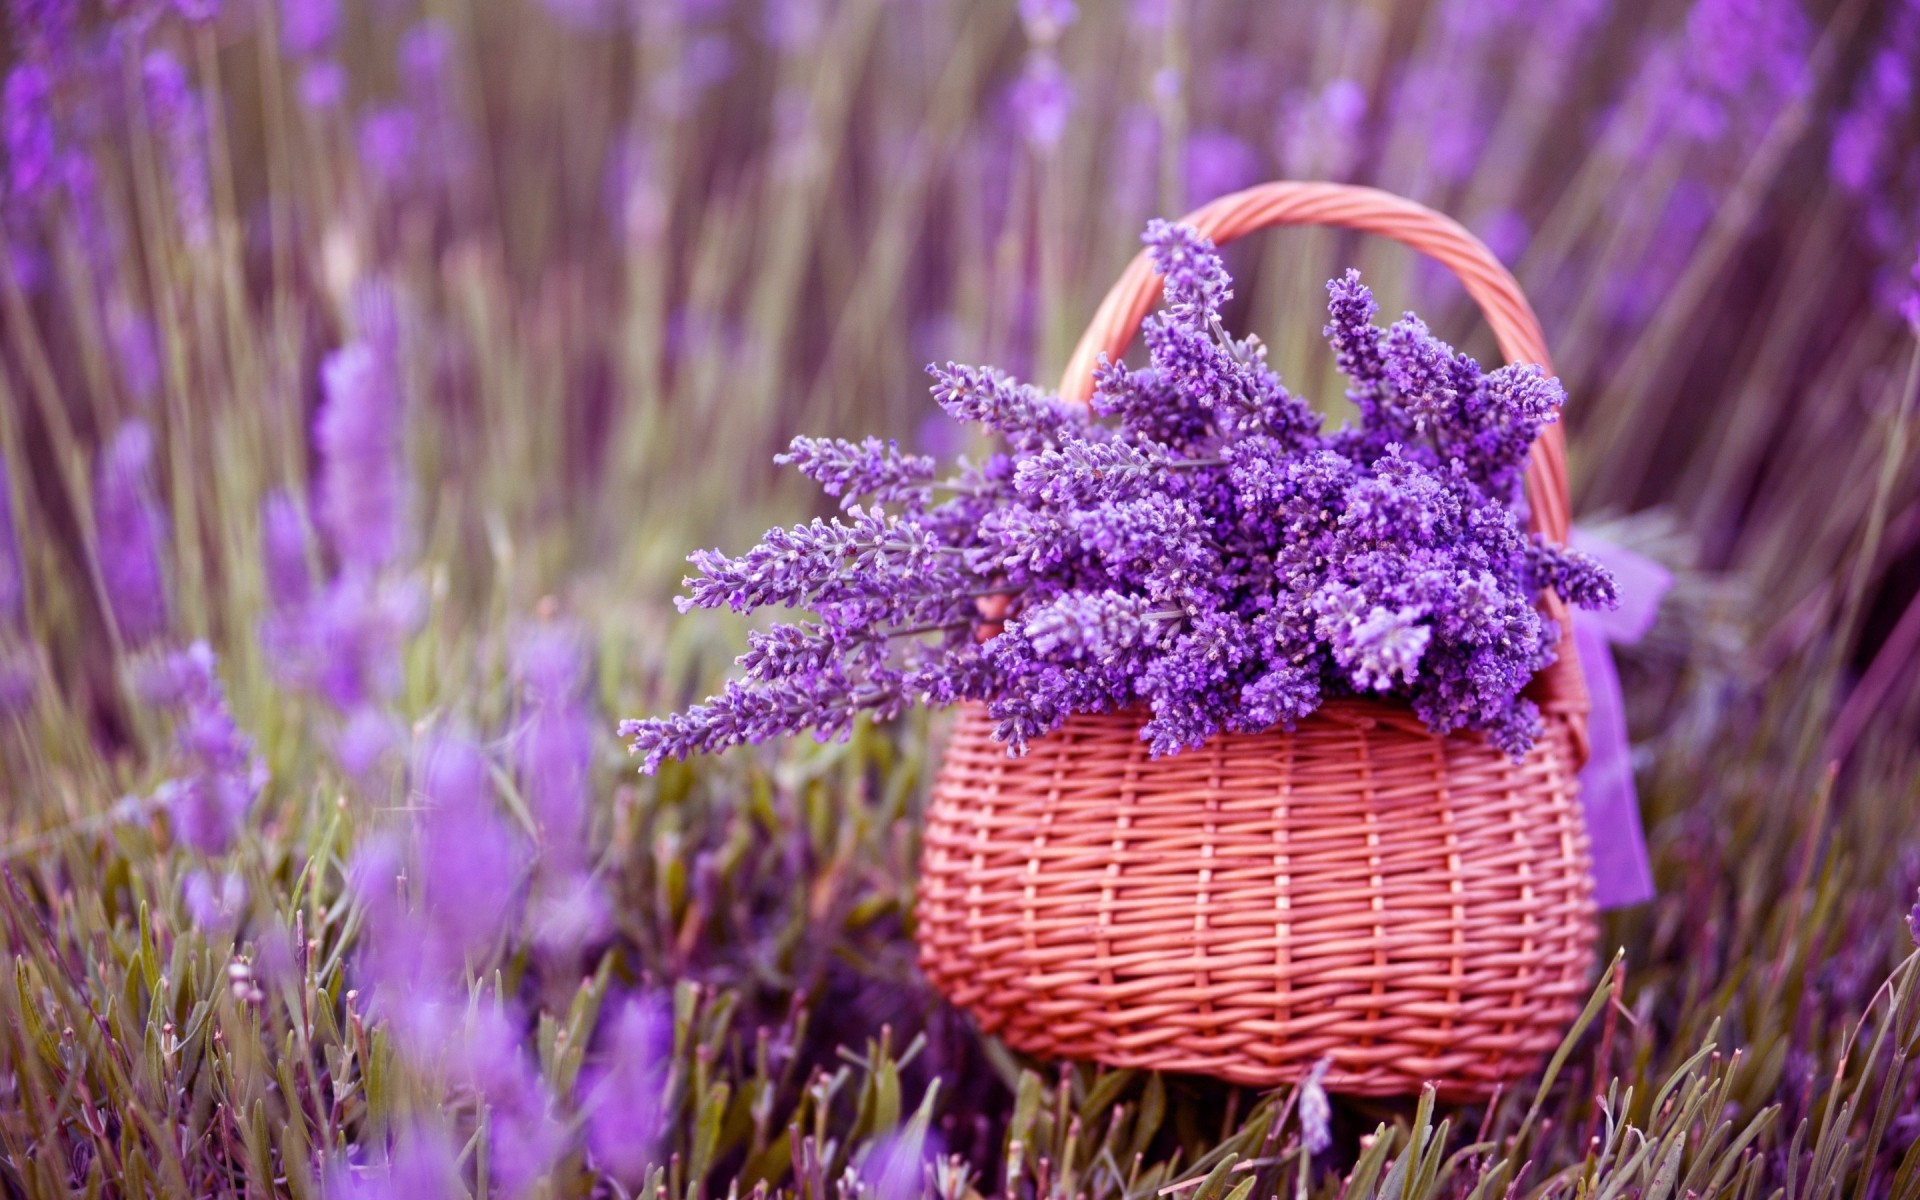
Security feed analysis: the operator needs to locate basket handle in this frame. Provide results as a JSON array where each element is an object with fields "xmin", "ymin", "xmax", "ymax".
[{"xmin": 1058, "ymin": 180, "xmax": 1571, "ymax": 547}]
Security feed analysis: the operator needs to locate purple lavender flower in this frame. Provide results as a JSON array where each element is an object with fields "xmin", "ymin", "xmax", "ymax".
[
  {"xmin": 1298, "ymin": 1057, "xmax": 1332, "ymax": 1154},
  {"xmin": 581, "ymin": 995, "xmax": 671, "ymax": 1182},
  {"xmin": 512, "ymin": 622, "xmax": 595, "ymax": 859},
  {"xmin": 0, "ymin": 459, "xmax": 23, "ymax": 632},
  {"xmin": 448, "ymin": 1007, "xmax": 565, "ymax": 1197},
  {"xmin": 1276, "ymin": 78, "xmax": 1367, "ymax": 179},
  {"xmin": 335, "ymin": 705, "xmax": 401, "ymax": 785},
  {"xmin": 1901, "ymin": 246, "xmax": 1920, "ymax": 334},
  {"xmin": 94, "ymin": 421, "xmax": 171, "ymax": 648},
  {"xmin": 1184, "ymin": 129, "xmax": 1260, "ymax": 207},
  {"xmin": 413, "ymin": 735, "xmax": 529, "ymax": 965},
  {"xmin": 1009, "ymin": 54, "xmax": 1072, "ymax": 152},
  {"xmin": 1830, "ymin": 4, "xmax": 1916, "ymax": 202},
  {"xmin": 107, "ymin": 302, "xmax": 161, "ymax": 407},
  {"xmin": 0, "ymin": 648, "xmax": 33, "ymax": 716},
  {"xmin": 324, "ymin": 1127, "xmax": 460, "ymax": 1199},
  {"xmin": 627, "ymin": 221, "xmax": 1615, "ymax": 768},
  {"xmin": 141, "ymin": 642, "xmax": 267, "ymax": 855},
  {"xmin": 398, "ymin": 21, "xmax": 457, "ymax": 98},
  {"xmin": 3, "ymin": 65, "xmax": 59, "ymax": 208},
  {"xmin": 357, "ymin": 106, "xmax": 419, "ymax": 188},
  {"xmin": 859, "ymin": 1125, "xmax": 945, "ymax": 1196},
  {"xmin": 182, "ymin": 868, "xmax": 247, "ymax": 936},
  {"xmin": 282, "ymin": 0, "xmax": 339, "ymax": 58},
  {"xmin": 529, "ymin": 869, "xmax": 609, "ymax": 954},
  {"xmin": 314, "ymin": 337, "xmax": 406, "ymax": 576},
  {"xmin": 141, "ymin": 51, "xmax": 212, "ymax": 247},
  {"xmin": 776, "ymin": 436, "xmax": 936, "ymax": 511},
  {"xmin": 1018, "ymin": 0, "xmax": 1077, "ymax": 43},
  {"xmin": 298, "ymin": 60, "xmax": 347, "ymax": 110},
  {"xmin": 1670, "ymin": 0, "xmax": 1811, "ymax": 142},
  {"xmin": 260, "ymin": 490, "xmax": 313, "ymax": 614}
]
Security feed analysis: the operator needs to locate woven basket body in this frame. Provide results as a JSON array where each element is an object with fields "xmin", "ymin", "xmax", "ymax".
[
  {"xmin": 914, "ymin": 182, "xmax": 1600, "ymax": 1097},
  {"xmin": 920, "ymin": 703, "xmax": 1595, "ymax": 1097}
]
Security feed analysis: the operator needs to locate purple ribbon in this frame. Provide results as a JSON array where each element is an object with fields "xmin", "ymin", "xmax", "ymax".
[{"xmin": 1569, "ymin": 529, "xmax": 1670, "ymax": 910}]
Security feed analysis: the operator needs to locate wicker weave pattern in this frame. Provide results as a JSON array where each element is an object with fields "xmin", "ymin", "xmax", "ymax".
[
  {"xmin": 920, "ymin": 703, "xmax": 1596, "ymax": 1097},
  {"xmin": 916, "ymin": 182, "xmax": 1601, "ymax": 1096}
]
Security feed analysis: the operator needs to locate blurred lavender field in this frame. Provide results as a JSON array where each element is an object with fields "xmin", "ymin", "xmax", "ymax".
[{"xmin": 2, "ymin": 0, "xmax": 1920, "ymax": 1196}]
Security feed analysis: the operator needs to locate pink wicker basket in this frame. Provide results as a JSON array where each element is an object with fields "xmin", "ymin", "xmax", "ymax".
[{"xmin": 916, "ymin": 181, "xmax": 1598, "ymax": 1099}]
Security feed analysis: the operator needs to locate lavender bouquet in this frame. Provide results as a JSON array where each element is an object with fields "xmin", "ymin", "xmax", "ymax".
[{"xmin": 624, "ymin": 222, "xmax": 1615, "ymax": 770}]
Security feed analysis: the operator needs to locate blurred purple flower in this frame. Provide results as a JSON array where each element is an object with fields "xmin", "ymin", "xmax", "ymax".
[
  {"xmin": 12, "ymin": 1, "xmax": 76, "ymax": 51},
  {"xmin": 1009, "ymin": 54, "xmax": 1072, "ymax": 152},
  {"xmin": 324, "ymin": 1128, "xmax": 460, "ymax": 1199},
  {"xmin": 449, "ymin": 1007, "xmax": 566, "ymax": 1197},
  {"xmin": 1830, "ymin": 6, "xmax": 1916, "ymax": 195},
  {"xmin": 1477, "ymin": 209, "xmax": 1530, "ymax": 263},
  {"xmin": 260, "ymin": 490, "xmax": 313, "ymax": 614},
  {"xmin": 0, "ymin": 460, "xmax": 23, "ymax": 632},
  {"xmin": 1671, "ymin": 0, "xmax": 1810, "ymax": 142},
  {"xmin": 859, "ymin": 1122, "xmax": 943, "ymax": 1195},
  {"xmin": 0, "ymin": 649, "xmax": 35, "ymax": 716},
  {"xmin": 1909, "ymin": 890, "xmax": 1920, "ymax": 948},
  {"xmin": 315, "ymin": 337, "xmax": 406, "ymax": 576},
  {"xmin": 1018, "ymin": 0, "xmax": 1076, "ymax": 44},
  {"xmin": 282, "ymin": 0, "xmax": 338, "ymax": 58},
  {"xmin": 530, "ymin": 869, "xmax": 610, "ymax": 954},
  {"xmin": 512, "ymin": 622, "xmax": 596, "ymax": 857},
  {"xmin": 1896, "ymin": 245, "xmax": 1920, "ymax": 334},
  {"xmin": 1184, "ymin": 128, "xmax": 1260, "ymax": 206},
  {"xmin": 264, "ymin": 575, "xmax": 415, "ymax": 711},
  {"xmin": 413, "ymin": 735, "xmax": 530, "ymax": 966},
  {"xmin": 336, "ymin": 704, "xmax": 402, "ymax": 784},
  {"xmin": 762, "ymin": 0, "xmax": 823, "ymax": 51},
  {"xmin": 1276, "ymin": 78, "xmax": 1366, "ymax": 179},
  {"xmin": 582, "ymin": 995, "xmax": 671, "ymax": 1182},
  {"xmin": 1111, "ymin": 103, "xmax": 1161, "ymax": 220},
  {"xmin": 652, "ymin": 34, "xmax": 737, "ymax": 116},
  {"xmin": 183, "ymin": 868, "xmax": 247, "ymax": 935},
  {"xmin": 1128, "ymin": 0, "xmax": 1169, "ymax": 30},
  {"xmin": 142, "ymin": 50, "xmax": 212, "ymax": 246},
  {"xmin": 358, "ymin": 107, "xmax": 420, "ymax": 187},
  {"xmin": 94, "ymin": 421, "xmax": 171, "ymax": 648},
  {"xmin": 108, "ymin": 302, "xmax": 161, "ymax": 407},
  {"xmin": 298, "ymin": 60, "xmax": 347, "ymax": 110},
  {"xmin": 3, "ymin": 65, "xmax": 59, "ymax": 207},
  {"xmin": 915, "ymin": 412, "xmax": 968, "ymax": 460},
  {"xmin": 1298, "ymin": 1057, "xmax": 1332, "ymax": 1154},
  {"xmin": 4, "ymin": 56, "xmax": 119, "ymax": 285},
  {"xmin": 399, "ymin": 21, "xmax": 457, "ymax": 97},
  {"xmin": 142, "ymin": 642, "xmax": 267, "ymax": 855}
]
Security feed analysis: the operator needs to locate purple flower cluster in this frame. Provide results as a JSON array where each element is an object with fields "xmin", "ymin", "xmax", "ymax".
[
  {"xmin": 1830, "ymin": 0, "xmax": 1920, "ymax": 316},
  {"xmin": 1008, "ymin": 0, "xmax": 1076, "ymax": 152},
  {"xmin": 94, "ymin": 421, "xmax": 171, "ymax": 648},
  {"xmin": 625, "ymin": 221, "xmax": 1616, "ymax": 768},
  {"xmin": 343, "ymin": 711, "xmax": 649, "ymax": 1194},
  {"xmin": 141, "ymin": 49, "xmax": 212, "ymax": 247},
  {"xmin": 137, "ymin": 641, "xmax": 268, "ymax": 855},
  {"xmin": 0, "ymin": 460, "xmax": 33, "ymax": 714},
  {"xmin": 261, "ymin": 284, "xmax": 422, "ymax": 748}
]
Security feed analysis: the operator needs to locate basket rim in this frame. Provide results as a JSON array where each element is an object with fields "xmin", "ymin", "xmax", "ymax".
[{"xmin": 939, "ymin": 695, "xmax": 1578, "ymax": 754}]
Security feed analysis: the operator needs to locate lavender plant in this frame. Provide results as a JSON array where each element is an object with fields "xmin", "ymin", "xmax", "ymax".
[{"xmin": 625, "ymin": 222, "xmax": 1614, "ymax": 768}]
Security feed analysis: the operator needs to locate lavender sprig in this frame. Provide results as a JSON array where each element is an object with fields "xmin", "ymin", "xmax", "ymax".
[{"xmin": 775, "ymin": 436, "xmax": 936, "ymax": 510}]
